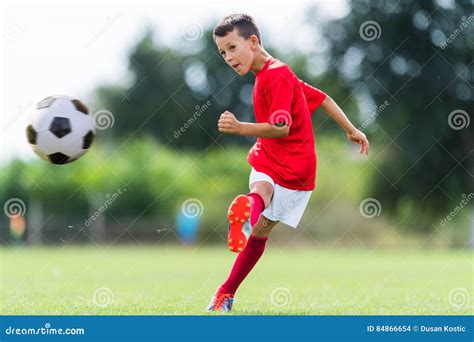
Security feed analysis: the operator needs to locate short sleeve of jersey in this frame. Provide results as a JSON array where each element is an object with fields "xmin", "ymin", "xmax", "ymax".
[{"xmin": 299, "ymin": 79, "xmax": 327, "ymax": 114}]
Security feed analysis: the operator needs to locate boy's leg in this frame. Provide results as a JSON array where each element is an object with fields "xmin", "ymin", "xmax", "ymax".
[
  {"xmin": 207, "ymin": 181, "xmax": 276, "ymax": 311},
  {"xmin": 250, "ymin": 214, "xmax": 276, "ymax": 237},
  {"xmin": 217, "ymin": 215, "xmax": 278, "ymax": 296},
  {"xmin": 227, "ymin": 181, "xmax": 273, "ymax": 252},
  {"xmin": 247, "ymin": 181, "xmax": 273, "ymax": 226}
]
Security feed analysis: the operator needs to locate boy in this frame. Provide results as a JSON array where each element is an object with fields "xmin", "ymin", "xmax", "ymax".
[{"xmin": 207, "ymin": 14, "xmax": 369, "ymax": 312}]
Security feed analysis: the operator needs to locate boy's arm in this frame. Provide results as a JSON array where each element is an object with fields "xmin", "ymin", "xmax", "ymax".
[
  {"xmin": 299, "ymin": 79, "xmax": 327, "ymax": 114},
  {"xmin": 321, "ymin": 96, "xmax": 370, "ymax": 155},
  {"xmin": 218, "ymin": 111, "xmax": 289, "ymax": 138},
  {"xmin": 300, "ymin": 78, "xmax": 369, "ymax": 155}
]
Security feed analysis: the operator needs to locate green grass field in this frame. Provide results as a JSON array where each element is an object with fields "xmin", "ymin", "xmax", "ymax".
[{"xmin": 0, "ymin": 246, "xmax": 472, "ymax": 315}]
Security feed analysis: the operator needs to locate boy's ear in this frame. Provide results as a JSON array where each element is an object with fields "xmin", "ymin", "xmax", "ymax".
[{"xmin": 249, "ymin": 34, "xmax": 260, "ymax": 46}]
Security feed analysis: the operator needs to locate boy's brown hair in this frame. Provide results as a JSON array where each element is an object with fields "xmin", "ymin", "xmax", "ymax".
[{"xmin": 213, "ymin": 13, "xmax": 261, "ymax": 44}]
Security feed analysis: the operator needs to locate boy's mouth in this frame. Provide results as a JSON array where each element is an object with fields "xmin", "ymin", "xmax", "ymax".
[{"xmin": 232, "ymin": 63, "xmax": 240, "ymax": 69}]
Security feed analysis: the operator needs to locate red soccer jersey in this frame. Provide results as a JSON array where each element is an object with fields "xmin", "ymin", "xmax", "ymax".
[{"xmin": 247, "ymin": 57, "xmax": 327, "ymax": 191}]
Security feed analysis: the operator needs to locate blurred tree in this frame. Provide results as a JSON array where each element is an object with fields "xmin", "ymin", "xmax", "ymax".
[
  {"xmin": 95, "ymin": 28, "xmax": 255, "ymax": 150},
  {"xmin": 320, "ymin": 0, "xmax": 473, "ymax": 232}
]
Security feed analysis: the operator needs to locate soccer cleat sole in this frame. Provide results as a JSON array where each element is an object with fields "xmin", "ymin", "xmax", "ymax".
[{"xmin": 227, "ymin": 194, "xmax": 250, "ymax": 253}]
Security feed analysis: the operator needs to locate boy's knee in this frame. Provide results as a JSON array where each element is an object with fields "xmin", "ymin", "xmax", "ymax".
[
  {"xmin": 250, "ymin": 182, "xmax": 273, "ymax": 208},
  {"xmin": 251, "ymin": 216, "xmax": 277, "ymax": 237},
  {"xmin": 251, "ymin": 224, "xmax": 271, "ymax": 237}
]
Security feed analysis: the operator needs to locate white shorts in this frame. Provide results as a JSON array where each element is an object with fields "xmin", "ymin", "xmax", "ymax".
[{"xmin": 248, "ymin": 168, "xmax": 312, "ymax": 229}]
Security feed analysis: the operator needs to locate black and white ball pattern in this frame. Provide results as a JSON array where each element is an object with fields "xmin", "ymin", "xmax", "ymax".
[{"xmin": 26, "ymin": 95, "xmax": 95, "ymax": 164}]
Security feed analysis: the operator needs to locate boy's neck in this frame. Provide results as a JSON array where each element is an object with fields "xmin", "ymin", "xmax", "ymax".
[{"xmin": 250, "ymin": 50, "xmax": 271, "ymax": 74}]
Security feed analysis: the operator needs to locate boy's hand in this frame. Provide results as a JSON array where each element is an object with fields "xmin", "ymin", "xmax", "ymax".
[
  {"xmin": 218, "ymin": 111, "xmax": 242, "ymax": 135},
  {"xmin": 347, "ymin": 128, "xmax": 369, "ymax": 155}
]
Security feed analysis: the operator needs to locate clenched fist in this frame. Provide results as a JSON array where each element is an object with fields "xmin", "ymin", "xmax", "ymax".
[{"xmin": 218, "ymin": 111, "xmax": 242, "ymax": 135}]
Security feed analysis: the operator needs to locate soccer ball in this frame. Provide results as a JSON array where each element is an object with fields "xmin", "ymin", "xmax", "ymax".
[{"xmin": 26, "ymin": 95, "xmax": 95, "ymax": 164}]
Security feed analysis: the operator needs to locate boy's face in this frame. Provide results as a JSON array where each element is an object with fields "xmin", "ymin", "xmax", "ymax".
[{"xmin": 215, "ymin": 29, "xmax": 256, "ymax": 76}]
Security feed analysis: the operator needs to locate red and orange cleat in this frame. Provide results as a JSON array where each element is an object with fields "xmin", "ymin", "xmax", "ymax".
[
  {"xmin": 206, "ymin": 293, "xmax": 234, "ymax": 312},
  {"xmin": 227, "ymin": 195, "xmax": 251, "ymax": 253}
]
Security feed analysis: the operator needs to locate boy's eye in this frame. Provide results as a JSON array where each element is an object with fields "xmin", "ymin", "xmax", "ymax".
[
  {"xmin": 220, "ymin": 51, "xmax": 226, "ymax": 56},
  {"xmin": 229, "ymin": 45, "xmax": 236, "ymax": 51}
]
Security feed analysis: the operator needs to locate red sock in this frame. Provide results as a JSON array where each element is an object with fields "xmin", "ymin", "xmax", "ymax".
[
  {"xmin": 247, "ymin": 192, "xmax": 265, "ymax": 227},
  {"xmin": 218, "ymin": 235, "xmax": 268, "ymax": 296}
]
